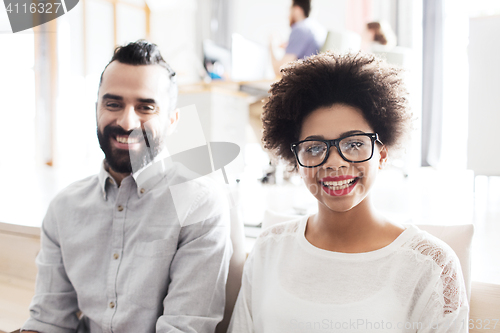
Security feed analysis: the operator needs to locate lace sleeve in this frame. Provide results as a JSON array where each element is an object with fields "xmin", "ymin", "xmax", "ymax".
[
  {"xmin": 410, "ymin": 238, "xmax": 467, "ymax": 314},
  {"xmin": 440, "ymin": 255, "xmax": 467, "ymax": 314},
  {"xmin": 408, "ymin": 235, "xmax": 469, "ymax": 332}
]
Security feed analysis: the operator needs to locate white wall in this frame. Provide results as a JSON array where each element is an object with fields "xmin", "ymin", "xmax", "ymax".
[
  {"xmin": 309, "ymin": 0, "xmax": 348, "ymax": 33},
  {"xmin": 439, "ymin": 0, "xmax": 469, "ymax": 170},
  {"xmin": 150, "ymin": 1, "xmax": 203, "ymax": 84},
  {"xmin": 467, "ymin": 15, "xmax": 500, "ymax": 176}
]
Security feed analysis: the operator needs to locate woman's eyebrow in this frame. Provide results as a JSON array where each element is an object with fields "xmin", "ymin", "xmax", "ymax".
[
  {"xmin": 304, "ymin": 135, "xmax": 325, "ymax": 140},
  {"xmin": 339, "ymin": 130, "xmax": 365, "ymax": 137},
  {"xmin": 304, "ymin": 130, "xmax": 366, "ymax": 141}
]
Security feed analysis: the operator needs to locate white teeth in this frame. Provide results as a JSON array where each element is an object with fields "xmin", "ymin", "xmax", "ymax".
[
  {"xmin": 116, "ymin": 135, "xmax": 139, "ymax": 144},
  {"xmin": 323, "ymin": 179, "xmax": 355, "ymax": 186},
  {"xmin": 322, "ymin": 178, "xmax": 356, "ymax": 190}
]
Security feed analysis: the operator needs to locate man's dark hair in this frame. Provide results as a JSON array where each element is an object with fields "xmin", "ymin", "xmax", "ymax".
[
  {"xmin": 293, "ymin": 0, "xmax": 311, "ymax": 17},
  {"xmin": 262, "ymin": 51, "xmax": 413, "ymax": 168},
  {"xmin": 99, "ymin": 40, "xmax": 178, "ymax": 112}
]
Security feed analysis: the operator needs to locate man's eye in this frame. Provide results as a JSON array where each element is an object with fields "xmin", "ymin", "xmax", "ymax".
[
  {"xmin": 105, "ymin": 102, "xmax": 121, "ymax": 110},
  {"xmin": 138, "ymin": 105, "xmax": 157, "ymax": 113}
]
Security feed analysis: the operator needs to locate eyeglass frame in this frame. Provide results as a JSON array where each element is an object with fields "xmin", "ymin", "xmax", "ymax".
[{"xmin": 290, "ymin": 133, "xmax": 384, "ymax": 168}]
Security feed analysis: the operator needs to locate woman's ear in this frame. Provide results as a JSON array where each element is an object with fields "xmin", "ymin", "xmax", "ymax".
[
  {"xmin": 378, "ymin": 145, "xmax": 388, "ymax": 169},
  {"xmin": 294, "ymin": 160, "xmax": 304, "ymax": 178}
]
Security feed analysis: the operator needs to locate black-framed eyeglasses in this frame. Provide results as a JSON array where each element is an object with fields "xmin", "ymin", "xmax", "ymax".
[{"xmin": 290, "ymin": 133, "xmax": 383, "ymax": 168}]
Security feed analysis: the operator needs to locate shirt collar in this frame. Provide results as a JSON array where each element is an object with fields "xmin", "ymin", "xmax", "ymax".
[
  {"xmin": 98, "ymin": 149, "xmax": 170, "ymax": 200},
  {"xmin": 132, "ymin": 149, "xmax": 170, "ymax": 197},
  {"xmin": 292, "ymin": 17, "xmax": 309, "ymax": 28},
  {"xmin": 98, "ymin": 161, "xmax": 114, "ymax": 200}
]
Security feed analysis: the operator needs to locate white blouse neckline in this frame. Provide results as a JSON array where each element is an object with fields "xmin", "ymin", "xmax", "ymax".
[{"xmin": 297, "ymin": 215, "xmax": 418, "ymax": 261}]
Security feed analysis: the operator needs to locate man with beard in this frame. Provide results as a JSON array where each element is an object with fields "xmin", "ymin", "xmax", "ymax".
[
  {"xmin": 269, "ymin": 0, "xmax": 326, "ymax": 76},
  {"xmin": 22, "ymin": 40, "xmax": 232, "ymax": 333}
]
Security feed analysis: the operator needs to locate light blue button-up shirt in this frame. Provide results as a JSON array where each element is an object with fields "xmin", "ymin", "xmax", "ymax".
[
  {"xmin": 286, "ymin": 18, "xmax": 327, "ymax": 60},
  {"xmin": 22, "ymin": 161, "xmax": 232, "ymax": 333}
]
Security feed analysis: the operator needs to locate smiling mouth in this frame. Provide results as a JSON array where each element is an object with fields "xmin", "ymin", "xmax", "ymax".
[
  {"xmin": 111, "ymin": 134, "xmax": 144, "ymax": 150},
  {"xmin": 319, "ymin": 176, "xmax": 360, "ymax": 197},
  {"xmin": 115, "ymin": 135, "xmax": 140, "ymax": 144},
  {"xmin": 321, "ymin": 178, "xmax": 358, "ymax": 190}
]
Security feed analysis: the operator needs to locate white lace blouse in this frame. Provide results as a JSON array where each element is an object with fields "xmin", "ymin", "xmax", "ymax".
[{"xmin": 229, "ymin": 216, "xmax": 469, "ymax": 333}]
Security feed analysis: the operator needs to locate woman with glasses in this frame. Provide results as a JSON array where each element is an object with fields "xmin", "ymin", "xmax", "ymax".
[{"xmin": 229, "ymin": 52, "xmax": 468, "ymax": 332}]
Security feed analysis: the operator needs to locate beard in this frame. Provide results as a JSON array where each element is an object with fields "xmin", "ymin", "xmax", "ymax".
[{"xmin": 97, "ymin": 125, "xmax": 163, "ymax": 174}]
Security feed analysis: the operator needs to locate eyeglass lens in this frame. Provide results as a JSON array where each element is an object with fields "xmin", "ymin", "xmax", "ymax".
[{"xmin": 296, "ymin": 135, "xmax": 373, "ymax": 166}]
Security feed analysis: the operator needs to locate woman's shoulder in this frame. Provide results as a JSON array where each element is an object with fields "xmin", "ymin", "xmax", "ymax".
[
  {"xmin": 399, "ymin": 225, "xmax": 468, "ymax": 316},
  {"xmin": 245, "ymin": 217, "xmax": 306, "ymax": 268},
  {"xmin": 256, "ymin": 216, "xmax": 305, "ymax": 245},
  {"xmin": 399, "ymin": 224, "xmax": 461, "ymax": 271}
]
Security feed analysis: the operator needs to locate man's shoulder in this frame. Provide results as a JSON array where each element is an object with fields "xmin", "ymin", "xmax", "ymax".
[
  {"xmin": 291, "ymin": 21, "xmax": 312, "ymax": 36},
  {"xmin": 164, "ymin": 163, "xmax": 226, "ymax": 203},
  {"xmin": 292, "ymin": 18, "xmax": 315, "ymax": 33},
  {"xmin": 164, "ymin": 169, "xmax": 230, "ymax": 227},
  {"xmin": 291, "ymin": 18, "xmax": 326, "ymax": 42},
  {"xmin": 50, "ymin": 174, "xmax": 100, "ymax": 207}
]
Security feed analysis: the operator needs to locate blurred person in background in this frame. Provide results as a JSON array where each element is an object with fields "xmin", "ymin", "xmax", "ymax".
[
  {"xmin": 361, "ymin": 21, "xmax": 397, "ymax": 51},
  {"xmin": 269, "ymin": 0, "xmax": 326, "ymax": 76}
]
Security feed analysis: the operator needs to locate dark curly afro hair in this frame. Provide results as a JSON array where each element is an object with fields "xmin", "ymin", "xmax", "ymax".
[{"xmin": 262, "ymin": 51, "xmax": 412, "ymax": 168}]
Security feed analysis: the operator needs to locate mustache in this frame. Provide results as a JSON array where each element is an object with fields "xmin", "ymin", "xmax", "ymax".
[
  {"xmin": 102, "ymin": 125, "xmax": 143, "ymax": 139},
  {"xmin": 102, "ymin": 125, "xmax": 155, "ymax": 146},
  {"xmin": 102, "ymin": 125, "xmax": 154, "ymax": 160}
]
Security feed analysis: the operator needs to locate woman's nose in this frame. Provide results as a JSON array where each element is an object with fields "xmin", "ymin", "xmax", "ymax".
[{"xmin": 322, "ymin": 145, "xmax": 350, "ymax": 170}]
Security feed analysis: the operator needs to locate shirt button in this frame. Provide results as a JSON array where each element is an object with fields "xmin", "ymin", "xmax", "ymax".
[
  {"xmin": 113, "ymin": 253, "xmax": 119, "ymax": 260},
  {"xmin": 109, "ymin": 179, "xmax": 114, "ymax": 185},
  {"xmin": 140, "ymin": 188, "xmax": 145, "ymax": 194},
  {"xmin": 117, "ymin": 205, "xmax": 123, "ymax": 211},
  {"xmin": 109, "ymin": 301, "xmax": 115, "ymax": 309}
]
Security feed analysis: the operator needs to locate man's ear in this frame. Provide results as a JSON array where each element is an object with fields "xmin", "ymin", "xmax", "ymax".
[
  {"xmin": 166, "ymin": 108, "xmax": 180, "ymax": 135},
  {"xmin": 378, "ymin": 145, "xmax": 388, "ymax": 169}
]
